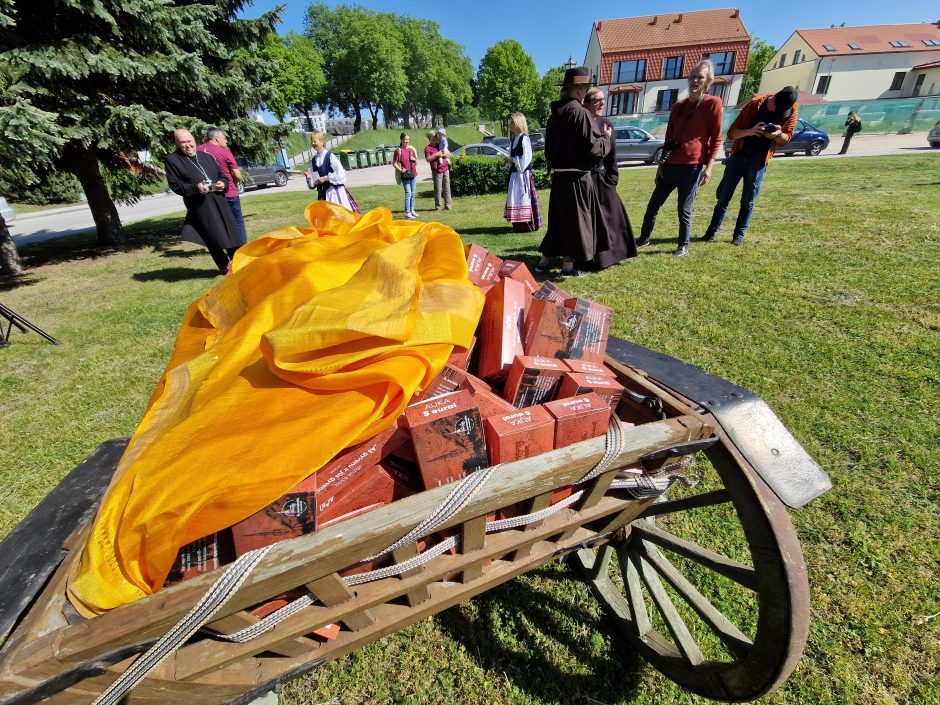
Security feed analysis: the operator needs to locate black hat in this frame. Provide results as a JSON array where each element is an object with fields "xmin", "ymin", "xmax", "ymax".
[
  {"xmin": 559, "ymin": 66, "xmax": 592, "ymax": 86},
  {"xmin": 775, "ymin": 86, "xmax": 798, "ymax": 111}
]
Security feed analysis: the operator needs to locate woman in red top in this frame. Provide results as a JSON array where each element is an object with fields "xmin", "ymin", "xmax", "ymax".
[
  {"xmin": 393, "ymin": 133, "xmax": 419, "ymax": 219},
  {"xmin": 637, "ymin": 59, "xmax": 723, "ymax": 256}
]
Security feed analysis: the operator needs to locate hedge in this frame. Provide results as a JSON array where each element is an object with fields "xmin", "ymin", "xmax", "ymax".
[{"xmin": 450, "ymin": 151, "xmax": 550, "ymax": 197}]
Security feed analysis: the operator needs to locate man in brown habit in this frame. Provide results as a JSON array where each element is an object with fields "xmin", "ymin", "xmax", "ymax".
[{"xmin": 536, "ymin": 66, "xmax": 612, "ymax": 277}]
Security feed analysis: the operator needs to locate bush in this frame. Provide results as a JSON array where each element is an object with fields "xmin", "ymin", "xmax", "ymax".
[
  {"xmin": 450, "ymin": 150, "xmax": 550, "ymax": 197},
  {"xmin": 0, "ymin": 170, "xmax": 82, "ymax": 205}
]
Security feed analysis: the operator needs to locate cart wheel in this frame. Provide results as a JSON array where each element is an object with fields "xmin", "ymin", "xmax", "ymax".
[{"xmin": 570, "ymin": 441, "xmax": 811, "ymax": 702}]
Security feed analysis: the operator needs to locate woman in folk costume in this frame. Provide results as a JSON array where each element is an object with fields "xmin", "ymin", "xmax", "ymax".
[
  {"xmin": 309, "ymin": 131, "xmax": 361, "ymax": 213},
  {"xmin": 503, "ymin": 112, "xmax": 542, "ymax": 232},
  {"xmin": 582, "ymin": 87, "xmax": 636, "ymax": 268}
]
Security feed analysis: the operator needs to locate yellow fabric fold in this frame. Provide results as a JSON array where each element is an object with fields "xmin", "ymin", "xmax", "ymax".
[{"xmin": 67, "ymin": 202, "xmax": 484, "ymax": 616}]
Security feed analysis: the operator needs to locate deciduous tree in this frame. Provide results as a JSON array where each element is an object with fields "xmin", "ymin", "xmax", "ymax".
[
  {"xmin": 535, "ymin": 65, "xmax": 566, "ymax": 128},
  {"xmin": 477, "ymin": 40, "xmax": 539, "ymax": 134},
  {"xmin": 740, "ymin": 38, "xmax": 777, "ymax": 104}
]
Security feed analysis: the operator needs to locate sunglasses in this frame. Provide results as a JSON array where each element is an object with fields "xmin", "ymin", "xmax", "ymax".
[{"xmin": 588, "ymin": 97, "xmax": 605, "ymax": 104}]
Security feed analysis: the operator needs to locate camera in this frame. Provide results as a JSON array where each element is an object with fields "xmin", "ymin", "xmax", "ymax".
[
  {"xmin": 763, "ymin": 123, "xmax": 780, "ymax": 133},
  {"xmin": 202, "ymin": 179, "xmax": 213, "ymax": 189},
  {"xmin": 657, "ymin": 138, "xmax": 681, "ymax": 164}
]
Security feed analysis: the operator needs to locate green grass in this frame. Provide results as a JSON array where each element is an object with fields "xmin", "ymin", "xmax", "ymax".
[
  {"xmin": 2, "ymin": 154, "xmax": 939, "ymax": 705},
  {"xmin": 335, "ymin": 126, "xmax": 487, "ymax": 152}
]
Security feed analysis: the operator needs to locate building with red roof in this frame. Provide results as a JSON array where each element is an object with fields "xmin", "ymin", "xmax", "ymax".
[
  {"xmin": 583, "ymin": 8, "xmax": 750, "ymax": 116},
  {"xmin": 759, "ymin": 22, "xmax": 940, "ymax": 100}
]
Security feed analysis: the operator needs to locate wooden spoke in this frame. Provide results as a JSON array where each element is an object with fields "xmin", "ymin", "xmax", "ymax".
[
  {"xmin": 616, "ymin": 545, "xmax": 651, "ymax": 637},
  {"xmin": 638, "ymin": 489, "xmax": 731, "ymax": 519},
  {"xmin": 628, "ymin": 549, "xmax": 705, "ymax": 666},
  {"xmin": 631, "ymin": 519, "xmax": 758, "ymax": 591},
  {"xmin": 636, "ymin": 540, "xmax": 752, "ymax": 659}
]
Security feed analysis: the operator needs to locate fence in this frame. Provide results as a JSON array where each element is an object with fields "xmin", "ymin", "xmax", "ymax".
[{"xmin": 610, "ymin": 96, "xmax": 940, "ymax": 137}]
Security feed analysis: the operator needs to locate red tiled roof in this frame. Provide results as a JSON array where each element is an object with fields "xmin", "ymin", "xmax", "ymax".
[
  {"xmin": 913, "ymin": 59, "xmax": 940, "ymax": 69},
  {"xmin": 593, "ymin": 8, "xmax": 749, "ymax": 53},
  {"xmin": 797, "ymin": 23, "xmax": 940, "ymax": 56},
  {"xmin": 796, "ymin": 90, "xmax": 826, "ymax": 104}
]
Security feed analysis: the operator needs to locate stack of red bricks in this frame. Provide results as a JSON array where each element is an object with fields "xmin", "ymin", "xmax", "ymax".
[{"xmin": 166, "ymin": 244, "xmax": 639, "ymax": 606}]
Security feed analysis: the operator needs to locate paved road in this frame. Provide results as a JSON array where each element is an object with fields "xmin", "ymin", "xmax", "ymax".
[{"xmin": 9, "ymin": 133, "xmax": 936, "ymax": 246}]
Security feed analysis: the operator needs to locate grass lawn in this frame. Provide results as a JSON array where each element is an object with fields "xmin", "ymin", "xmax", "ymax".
[{"xmin": 1, "ymin": 154, "xmax": 938, "ymax": 704}]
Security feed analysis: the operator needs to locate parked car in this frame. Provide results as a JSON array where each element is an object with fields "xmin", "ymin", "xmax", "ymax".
[
  {"xmin": 234, "ymin": 158, "xmax": 290, "ymax": 194},
  {"xmin": 929, "ymin": 119, "xmax": 940, "ymax": 148},
  {"xmin": 528, "ymin": 130, "xmax": 545, "ymax": 152},
  {"xmin": 0, "ymin": 196, "xmax": 15, "ymax": 225},
  {"xmin": 452, "ymin": 143, "xmax": 510, "ymax": 158},
  {"xmin": 613, "ymin": 126, "xmax": 666, "ymax": 164},
  {"xmin": 723, "ymin": 119, "xmax": 830, "ymax": 158},
  {"xmin": 481, "ymin": 136, "xmax": 511, "ymax": 150}
]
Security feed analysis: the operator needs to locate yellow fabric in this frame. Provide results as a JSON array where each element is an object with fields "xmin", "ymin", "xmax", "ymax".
[{"xmin": 67, "ymin": 203, "xmax": 484, "ymax": 616}]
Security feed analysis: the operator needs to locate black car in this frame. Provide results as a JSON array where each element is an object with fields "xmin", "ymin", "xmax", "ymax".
[
  {"xmin": 528, "ymin": 130, "xmax": 545, "ymax": 152},
  {"xmin": 234, "ymin": 158, "xmax": 290, "ymax": 193}
]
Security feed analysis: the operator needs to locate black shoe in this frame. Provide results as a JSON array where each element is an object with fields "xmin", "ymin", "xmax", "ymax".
[
  {"xmin": 673, "ymin": 245, "xmax": 689, "ymax": 257},
  {"xmin": 534, "ymin": 262, "xmax": 551, "ymax": 273},
  {"xmin": 732, "ymin": 235, "xmax": 745, "ymax": 247},
  {"xmin": 636, "ymin": 236, "xmax": 651, "ymax": 246},
  {"xmin": 560, "ymin": 267, "xmax": 589, "ymax": 277},
  {"xmin": 699, "ymin": 232, "xmax": 715, "ymax": 242}
]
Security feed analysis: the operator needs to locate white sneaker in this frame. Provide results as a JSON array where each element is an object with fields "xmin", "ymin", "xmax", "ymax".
[
  {"xmin": 410, "ymin": 211, "xmax": 419, "ymax": 218},
  {"xmin": 404, "ymin": 212, "xmax": 416, "ymax": 220}
]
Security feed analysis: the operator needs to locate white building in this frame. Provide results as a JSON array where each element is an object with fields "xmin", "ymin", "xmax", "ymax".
[
  {"xmin": 583, "ymin": 8, "xmax": 750, "ymax": 117},
  {"xmin": 288, "ymin": 109, "xmax": 326, "ymax": 133},
  {"xmin": 759, "ymin": 22, "xmax": 940, "ymax": 101}
]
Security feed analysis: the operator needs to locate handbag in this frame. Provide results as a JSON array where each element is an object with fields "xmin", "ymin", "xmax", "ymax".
[{"xmin": 398, "ymin": 147, "xmax": 417, "ymax": 180}]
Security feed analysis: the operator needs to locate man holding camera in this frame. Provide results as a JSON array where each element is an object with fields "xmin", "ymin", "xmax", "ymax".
[
  {"xmin": 164, "ymin": 128, "xmax": 242, "ymax": 274},
  {"xmin": 701, "ymin": 86, "xmax": 798, "ymax": 247}
]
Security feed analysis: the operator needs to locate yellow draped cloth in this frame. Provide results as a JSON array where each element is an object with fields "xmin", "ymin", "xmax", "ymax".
[{"xmin": 67, "ymin": 203, "xmax": 485, "ymax": 616}]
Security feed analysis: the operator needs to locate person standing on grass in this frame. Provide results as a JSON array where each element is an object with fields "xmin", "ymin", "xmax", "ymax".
[
  {"xmin": 583, "ymin": 87, "xmax": 635, "ymax": 266},
  {"xmin": 503, "ymin": 112, "xmax": 542, "ymax": 233},
  {"xmin": 393, "ymin": 133, "xmax": 419, "ymax": 219},
  {"xmin": 309, "ymin": 131, "xmax": 361, "ymax": 213},
  {"xmin": 165, "ymin": 128, "xmax": 241, "ymax": 275},
  {"xmin": 839, "ymin": 112, "xmax": 862, "ymax": 154},
  {"xmin": 636, "ymin": 60, "xmax": 723, "ymax": 257},
  {"xmin": 700, "ymin": 86, "xmax": 798, "ymax": 247},
  {"xmin": 536, "ymin": 66, "xmax": 611, "ymax": 277},
  {"xmin": 198, "ymin": 127, "xmax": 248, "ymax": 246},
  {"xmin": 424, "ymin": 131, "xmax": 452, "ymax": 211}
]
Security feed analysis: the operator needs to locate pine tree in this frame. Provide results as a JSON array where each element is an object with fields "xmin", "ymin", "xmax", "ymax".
[{"xmin": 0, "ymin": 0, "xmax": 279, "ymax": 247}]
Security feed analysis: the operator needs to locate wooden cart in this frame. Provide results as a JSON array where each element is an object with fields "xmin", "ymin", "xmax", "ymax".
[{"xmin": 0, "ymin": 337, "xmax": 831, "ymax": 704}]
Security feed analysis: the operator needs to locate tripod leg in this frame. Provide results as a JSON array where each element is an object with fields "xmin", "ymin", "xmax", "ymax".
[{"xmin": 0, "ymin": 303, "xmax": 60, "ymax": 345}]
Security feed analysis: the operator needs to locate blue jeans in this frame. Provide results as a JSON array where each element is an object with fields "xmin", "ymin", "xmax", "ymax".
[
  {"xmin": 705, "ymin": 153, "xmax": 767, "ymax": 240},
  {"xmin": 227, "ymin": 196, "xmax": 247, "ymax": 245},
  {"xmin": 402, "ymin": 178, "xmax": 415, "ymax": 213},
  {"xmin": 641, "ymin": 164, "xmax": 703, "ymax": 247}
]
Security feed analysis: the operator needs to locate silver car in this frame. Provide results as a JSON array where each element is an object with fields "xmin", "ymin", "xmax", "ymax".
[
  {"xmin": 0, "ymin": 196, "xmax": 15, "ymax": 225},
  {"xmin": 929, "ymin": 119, "xmax": 940, "ymax": 148},
  {"xmin": 452, "ymin": 143, "xmax": 510, "ymax": 158},
  {"xmin": 614, "ymin": 126, "xmax": 666, "ymax": 164}
]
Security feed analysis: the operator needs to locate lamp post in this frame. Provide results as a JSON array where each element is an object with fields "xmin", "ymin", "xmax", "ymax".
[{"xmin": 565, "ymin": 55, "xmax": 577, "ymax": 71}]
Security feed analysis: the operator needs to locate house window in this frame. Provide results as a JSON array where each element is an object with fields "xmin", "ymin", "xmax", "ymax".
[
  {"xmin": 889, "ymin": 40, "xmax": 910, "ymax": 48},
  {"xmin": 778, "ymin": 53, "xmax": 787, "ymax": 67},
  {"xmin": 848, "ymin": 43, "xmax": 861, "ymax": 50},
  {"xmin": 890, "ymin": 72, "xmax": 906, "ymax": 91},
  {"xmin": 816, "ymin": 75, "xmax": 831, "ymax": 94},
  {"xmin": 707, "ymin": 83, "xmax": 728, "ymax": 103},
  {"xmin": 923, "ymin": 39, "xmax": 940, "ymax": 46},
  {"xmin": 913, "ymin": 74, "xmax": 926, "ymax": 97},
  {"xmin": 612, "ymin": 60, "xmax": 646, "ymax": 83},
  {"xmin": 609, "ymin": 91, "xmax": 639, "ymax": 115},
  {"xmin": 823, "ymin": 44, "xmax": 836, "ymax": 51},
  {"xmin": 793, "ymin": 50, "xmax": 802, "ymax": 64},
  {"xmin": 655, "ymin": 88, "xmax": 679, "ymax": 111},
  {"xmin": 706, "ymin": 51, "xmax": 735, "ymax": 75},
  {"xmin": 662, "ymin": 56, "xmax": 684, "ymax": 80}
]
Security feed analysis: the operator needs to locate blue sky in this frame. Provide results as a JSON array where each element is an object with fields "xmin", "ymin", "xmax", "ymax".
[{"xmin": 243, "ymin": 0, "xmax": 938, "ymax": 116}]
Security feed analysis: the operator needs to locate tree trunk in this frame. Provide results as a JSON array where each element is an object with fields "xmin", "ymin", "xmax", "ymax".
[
  {"xmin": 443, "ymin": 112, "xmax": 449, "ymax": 128},
  {"xmin": 368, "ymin": 104, "xmax": 379, "ymax": 131},
  {"xmin": 353, "ymin": 103, "xmax": 362, "ymax": 133},
  {"xmin": 66, "ymin": 142, "xmax": 126, "ymax": 246},
  {"xmin": 403, "ymin": 109, "xmax": 411, "ymax": 130},
  {"xmin": 0, "ymin": 214, "xmax": 23, "ymax": 278}
]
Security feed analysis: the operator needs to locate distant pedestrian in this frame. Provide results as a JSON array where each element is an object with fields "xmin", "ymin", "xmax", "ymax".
[
  {"xmin": 424, "ymin": 131, "xmax": 452, "ymax": 211},
  {"xmin": 198, "ymin": 127, "xmax": 248, "ymax": 245},
  {"xmin": 165, "ymin": 128, "xmax": 242, "ymax": 274},
  {"xmin": 839, "ymin": 112, "xmax": 862, "ymax": 154},
  {"xmin": 701, "ymin": 86, "xmax": 799, "ymax": 247},
  {"xmin": 309, "ymin": 131, "xmax": 360, "ymax": 213},
  {"xmin": 503, "ymin": 112, "xmax": 542, "ymax": 233},
  {"xmin": 537, "ymin": 66, "xmax": 611, "ymax": 277},
  {"xmin": 393, "ymin": 133, "xmax": 419, "ymax": 219},
  {"xmin": 637, "ymin": 59, "xmax": 723, "ymax": 257},
  {"xmin": 583, "ymin": 88, "xmax": 635, "ymax": 266}
]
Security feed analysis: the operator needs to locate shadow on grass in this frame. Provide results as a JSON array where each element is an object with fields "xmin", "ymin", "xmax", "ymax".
[
  {"xmin": 132, "ymin": 267, "xmax": 220, "ymax": 282},
  {"xmin": 435, "ymin": 568, "xmax": 646, "ymax": 702}
]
